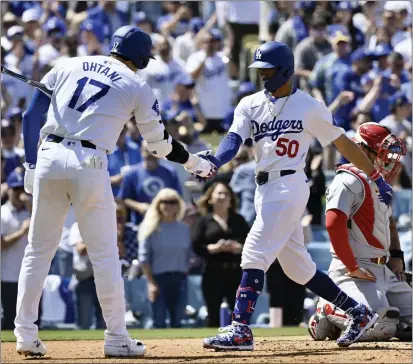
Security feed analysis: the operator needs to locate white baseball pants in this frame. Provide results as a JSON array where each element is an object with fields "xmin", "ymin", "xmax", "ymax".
[
  {"xmin": 14, "ymin": 138, "xmax": 129, "ymax": 344},
  {"xmin": 241, "ymin": 171, "xmax": 317, "ymax": 284}
]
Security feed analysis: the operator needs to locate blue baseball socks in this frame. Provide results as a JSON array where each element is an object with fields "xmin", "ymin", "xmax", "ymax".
[
  {"xmin": 232, "ymin": 269, "xmax": 264, "ymax": 325},
  {"xmin": 306, "ymin": 270, "xmax": 358, "ymax": 312}
]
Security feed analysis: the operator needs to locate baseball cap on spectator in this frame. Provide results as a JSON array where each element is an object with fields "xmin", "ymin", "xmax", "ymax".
[
  {"xmin": 209, "ymin": 28, "xmax": 223, "ymax": 41},
  {"xmin": 133, "ymin": 11, "xmax": 149, "ymax": 25},
  {"xmin": 374, "ymin": 44, "xmax": 393, "ymax": 58},
  {"xmin": 6, "ymin": 169, "xmax": 24, "ymax": 189},
  {"xmin": 336, "ymin": 1, "xmax": 355, "ymax": 11},
  {"xmin": 7, "ymin": 25, "xmax": 24, "ymax": 40},
  {"xmin": 351, "ymin": 48, "xmax": 375, "ymax": 63},
  {"xmin": 43, "ymin": 17, "xmax": 67, "ymax": 37},
  {"xmin": 237, "ymin": 82, "xmax": 256, "ymax": 97},
  {"xmin": 80, "ymin": 19, "xmax": 105, "ymax": 43},
  {"xmin": 384, "ymin": 1, "xmax": 411, "ymax": 12},
  {"xmin": 22, "ymin": 7, "xmax": 42, "ymax": 23},
  {"xmin": 295, "ymin": 1, "xmax": 316, "ymax": 10},
  {"xmin": 390, "ymin": 91, "xmax": 411, "ymax": 112},
  {"xmin": 329, "ymin": 26, "xmax": 350, "ymax": 45},
  {"xmin": 189, "ymin": 17, "xmax": 204, "ymax": 34},
  {"xmin": 1, "ymin": 119, "xmax": 16, "ymax": 134},
  {"xmin": 174, "ymin": 74, "xmax": 196, "ymax": 88},
  {"xmin": 3, "ymin": 12, "xmax": 18, "ymax": 25}
]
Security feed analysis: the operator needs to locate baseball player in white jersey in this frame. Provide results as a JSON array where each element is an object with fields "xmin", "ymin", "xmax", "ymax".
[
  {"xmin": 196, "ymin": 42, "xmax": 395, "ymax": 350},
  {"xmin": 14, "ymin": 26, "xmax": 216, "ymax": 358},
  {"xmin": 308, "ymin": 122, "xmax": 412, "ymax": 342}
]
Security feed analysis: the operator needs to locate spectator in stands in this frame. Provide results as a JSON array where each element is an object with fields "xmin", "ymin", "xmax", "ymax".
[
  {"xmin": 186, "ymin": 30, "xmax": 231, "ymax": 133},
  {"xmin": 331, "ymin": 2, "xmax": 365, "ymax": 50},
  {"xmin": 74, "ymin": 0, "xmax": 128, "ymax": 42},
  {"xmin": 70, "ymin": 221, "xmax": 105, "ymax": 330},
  {"xmin": 176, "ymin": 121, "xmax": 210, "ymax": 154},
  {"xmin": 108, "ymin": 126, "xmax": 142, "ymax": 196},
  {"xmin": 192, "ymin": 182, "xmax": 249, "ymax": 327},
  {"xmin": 275, "ymin": 1, "xmax": 316, "ymax": 49},
  {"xmin": 380, "ymin": 92, "xmax": 412, "ymax": 137},
  {"xmin": 77, "ymin": 18, "xmax": 107, "ymax": 57},
  {"xmin": 352, "ymin": 1, "xmax": 380, "ymax": 39},
  {"xmin": 230, "ymin": 157, "xmax": 256, "ymax": 227},
  {"xmin": 386, "ymin": 52, "xmax": 410, "ymax": 85},
  {"xmin": 162, "ymin": 74, "xmax": 207, "ymax": 129},
  {"xmin": 1, "ymin": 12, "xmax": 19, "ymax": 52},
  {"xmin": 216, "ymin": 1, "xmax": 259, "ymax": 77},
  {"xmin": 157, "ymin": 1, "xmax": 192, "ymax": 38},
  {"xmin": 21, "ymin": 7, "xmax": 42, "ymax": 53},
  {"xmin": 38, "ymin": 17, "xmax": 66, "ymax": 70},
  {"xmin": 294, "ymin": 16, "xmax": 332, "ymax": 92},
  {"xmin": 1, "ymin": 168, "xmax": 31, "ymax": 330},
  {"xmin": 1, "ymin": 120, "xmax": 24, "ymax": 180},
  {"xmin": 173, "ymin": 17, "xmax": 204, "ymax": 64},
  {"xmin": 1, "ymin": 153, "xmax": 8, "ymax": 205},
  {"xmin": 7, "ymin": 107, "xmax": 23, "ymax": 147},
  {"xmin": 223, "ymin": 81, "xmax": 256, "ymax": 131},
  {"xmin": 49, "ymin": 206, "xmax": 76, "ymax": 277},
  {"xmin": 138, "ymin": 188, "xmax": 190, "ymax": 328},
  {"xmin": 118, "ymin": 144, "xmax": 182, "ymax": 225},
  {"xmin": 116, "ymin": 201, "xmax": 136, "ymax": 264},
  {"xmin": 310, "ymin": 28, "xmax": 351, "ymax": 106},
  {"xmin": 332, "ymin": 47, "xmax": 374, "ymax": 130},
  {"xmin": 139, "ymin": 36, "xmax": 185, "ymax": 107}
]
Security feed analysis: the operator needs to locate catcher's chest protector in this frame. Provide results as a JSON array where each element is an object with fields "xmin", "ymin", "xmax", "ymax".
[{"xmin": 336, "ymin": 164, "xmax": 392, "ymax": 252}]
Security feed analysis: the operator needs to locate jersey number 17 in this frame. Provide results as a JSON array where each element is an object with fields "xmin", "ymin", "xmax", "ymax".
[{"xmin": 68, "ymin": 77, "xmax": 110, "ymax": 112}]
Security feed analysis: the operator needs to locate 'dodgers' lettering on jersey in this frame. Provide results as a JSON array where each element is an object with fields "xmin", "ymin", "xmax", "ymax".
[
  {"xmin": 82, "ymin": 62, "xmax": 122, "ymax": 82},
  {"xmin": 252, "ymin": 118, "xmax": 303, "ymax": 142}
]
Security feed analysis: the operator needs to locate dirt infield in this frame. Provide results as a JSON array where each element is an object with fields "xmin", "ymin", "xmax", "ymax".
[{"xmin": 2, "ymin": 336, "xmax": 411, "ymax": 363}]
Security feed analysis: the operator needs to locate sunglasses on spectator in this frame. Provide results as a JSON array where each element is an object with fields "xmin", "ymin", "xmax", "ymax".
[{"xmin": 160, "ymin": 200, "xmax": 179, "ymax": 205}]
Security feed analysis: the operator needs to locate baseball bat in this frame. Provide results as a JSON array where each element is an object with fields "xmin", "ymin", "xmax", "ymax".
[{"xmin": 1, "ymin": 64, "xmax": 53, "ymax": 98}]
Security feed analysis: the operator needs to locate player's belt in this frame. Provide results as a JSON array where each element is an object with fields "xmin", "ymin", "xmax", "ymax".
[
  {"xmin": 369, "ymin": 256, "xmax": 387, "ymax": 265},
  {"xmin": 255, "ymin": 170, "xmax": 296, "ymax": 186},
  {"xmin": 46, "ymin": 134, "xmax": 97, "ymax": 150}
]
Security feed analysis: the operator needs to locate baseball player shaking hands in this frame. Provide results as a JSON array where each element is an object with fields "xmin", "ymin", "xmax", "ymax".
[
  {"xmin": 309, "ymin": 123, "xmax": 411, "ymax": 342},
  {"xmin": 197, "ymin": 42, "xmax": 394, "ymax": 351},
  {"xmin": 15, "ymin": 26, "xmax": 216, "ymax": 358}
]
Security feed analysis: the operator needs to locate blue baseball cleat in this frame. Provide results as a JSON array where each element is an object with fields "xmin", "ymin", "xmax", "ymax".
[
  {"xmin": 336, "ymin": 303, "xmax": 378, "ymax": 347},
  {"xmin": 203, "ymin": 322, "xmax": 254, "ymax": 351}
]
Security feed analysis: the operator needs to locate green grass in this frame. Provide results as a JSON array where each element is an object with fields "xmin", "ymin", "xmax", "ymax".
[
  {"xmin": 201, "ymin": 133, "xmax": 225, "ymax": 151},
  {"xmin": 1, "ymin": 327, "xmax": 306, "ymax": 342}
]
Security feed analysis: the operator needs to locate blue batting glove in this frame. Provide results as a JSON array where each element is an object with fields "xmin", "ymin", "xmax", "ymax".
[{"xmin": 371, "ymin": 172, "xmax": 393, "ymax": 206}]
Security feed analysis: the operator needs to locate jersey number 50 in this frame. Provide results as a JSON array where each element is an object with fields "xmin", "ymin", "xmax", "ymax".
[
  {"xmin": 68, "ymin": 77, "xmax": 110, "ymax": 112},
  {"xmin": 275, "ymin": 138, "xmax": 299, "ymax": 158}
]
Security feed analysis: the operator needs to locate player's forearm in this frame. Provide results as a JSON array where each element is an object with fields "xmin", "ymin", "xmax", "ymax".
[
  {"xmin": 213, "ymin": 132, "xmax": 243, "ymax": 168},
  {"xmin": 333, "ymin": 134, "xmax": 375, "ymax": 176},
  {"xmin": 23, "ymin": 90, "xmax": 51, "ymax": 165},
  {"xmin": 326, "ymin": 209, "xmax": 358, "ymax": 272}
]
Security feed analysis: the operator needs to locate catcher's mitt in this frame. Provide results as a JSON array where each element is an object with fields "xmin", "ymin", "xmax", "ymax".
[{"xmin": 405, "ymin": 272, "xmax": 412, "ymax": 287}]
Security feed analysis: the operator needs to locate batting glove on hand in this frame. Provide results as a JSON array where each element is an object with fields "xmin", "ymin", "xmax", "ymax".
[
  {"xmin": 371, "ymin": 171, "xmax": 393, "ymax": 206},
  {"xmin": 23, "ymin": 163, "xmax": 35, "ymax": 195},
  {"xmin": 184, "ymin": 150, "xmax": 219, "ymax": 182}
]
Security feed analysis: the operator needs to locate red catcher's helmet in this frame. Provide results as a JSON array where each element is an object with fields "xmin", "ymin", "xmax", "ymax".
[{"xmin": 353, "ymin": 122, "xmax": 406, "ymax": 182}]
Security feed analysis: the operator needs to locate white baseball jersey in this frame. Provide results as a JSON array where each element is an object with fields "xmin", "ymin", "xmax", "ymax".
[
  {"xmin": 326, "ymin": 166, "xmax": 393, "ymax": 258},
  {"xmin": 138, "ymin": 56, "xmax": 185, "ymax": 107},
  {"xmin": 229, "ymin": 89, "xmax": 344, "ymax": 172},
  {"xmin": 40, "ymin": 55, "xmax": 162, "ymax": 153}
]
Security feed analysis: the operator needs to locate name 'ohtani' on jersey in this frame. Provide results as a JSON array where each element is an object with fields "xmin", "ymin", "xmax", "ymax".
[
  {"xmin": 82, "ymin": 62, "xmax": 122, "ymax": 82},
  {"xmin": 252, "ymin": 118, "xmax": 303, "ymax": 142}
]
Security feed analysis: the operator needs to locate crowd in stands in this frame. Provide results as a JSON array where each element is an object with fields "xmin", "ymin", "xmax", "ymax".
[{"xmin": 1, "ymin": 0, "xmax": 412, "ymax": 330}]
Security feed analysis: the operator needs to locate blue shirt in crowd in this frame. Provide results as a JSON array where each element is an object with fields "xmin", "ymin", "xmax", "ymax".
[
  {"xmin": 117, "ymin": 162, "xmax": 182, "ymax": 225},
  {"xmin": 107, "ymin": 139, "xmax": 142, "ymax": 196},
  {"xmin": 310, "ymin": 52, "xmax": 351, "ymax": 106},
  {"xmin": 333, "ymin": 69, "xmax": 365, "ymax": 130},
  {"xmin": 88, "ymin": 5, "xmax": 128, "ymax": 41},
  {"xmin": 138, "ymin": 222, "xmax": 191, "ymax": 274},
  {"xmin": 156, "ymin": 15, "xmax": 189, "ymax": 38}
]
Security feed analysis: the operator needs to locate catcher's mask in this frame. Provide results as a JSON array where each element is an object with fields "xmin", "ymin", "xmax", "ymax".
[{"xmin": 354, "ymin": 122, "xmax": 406, "ymax": 182}]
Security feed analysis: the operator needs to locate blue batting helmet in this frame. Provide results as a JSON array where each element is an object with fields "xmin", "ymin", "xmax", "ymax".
[
  {"xmin": 249, "ymin": 41, "xmax": 294, "ymax": 92},
  {"xmin": 109, "ymin": 26, "xmax": 155, "ymax": 70}
]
